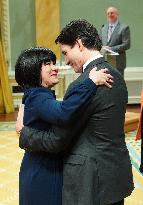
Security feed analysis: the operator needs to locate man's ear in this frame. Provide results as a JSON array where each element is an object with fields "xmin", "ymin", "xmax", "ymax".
[{"xmin": 76, "ymin": 39, "xmax": 84, "ymax": 51}]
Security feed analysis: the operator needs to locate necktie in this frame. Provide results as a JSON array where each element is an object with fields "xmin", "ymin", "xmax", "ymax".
[{"xmin": 107, "ymin": 25, "xmax": 113, "ymax": 41}]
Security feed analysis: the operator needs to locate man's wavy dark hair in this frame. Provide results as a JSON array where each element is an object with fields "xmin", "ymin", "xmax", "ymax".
[
  {"xmin": 55, "ymin": 19, "xmax": 102, "ymax": 51},
  {"xmin": 15, "ymin": 47, "xmax": 56, "ymax": 89}
]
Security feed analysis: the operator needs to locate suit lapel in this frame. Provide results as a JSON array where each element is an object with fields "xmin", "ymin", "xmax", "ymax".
[{"xmin": 107, "ymin": 22, "xmax": 120, "ymax": 45}]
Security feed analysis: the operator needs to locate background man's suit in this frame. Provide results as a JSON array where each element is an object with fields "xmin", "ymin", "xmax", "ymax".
[
  {"xmin": 101, "ymin": 22, "xmax": 130, "ymax": 76},
  {"xmin": 20, "ymin": 57, "xmax": 134, "ymax": 205}
]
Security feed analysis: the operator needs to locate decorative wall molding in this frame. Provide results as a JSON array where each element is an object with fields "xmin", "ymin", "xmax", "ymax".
[
  {"xmin": 9, "ymin": 67, "xmax": 143, "ymax": 108},
  {"xmin": 125, "ymin": 67, "xmax": 143, "ymax": 104}
]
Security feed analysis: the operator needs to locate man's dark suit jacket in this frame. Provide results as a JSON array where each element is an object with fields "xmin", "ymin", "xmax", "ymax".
[{"xmin": 20, "ymin": 57, "xmax": 134, "ymax": 205}]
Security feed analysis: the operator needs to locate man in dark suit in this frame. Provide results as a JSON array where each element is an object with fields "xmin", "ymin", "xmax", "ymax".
[
  {"xmin": 100, "ymin": 6, "xmax": 131, "ymax": 77},
  {"xmin": 19, "ymin": 19, "xmax": 134, "ymax": 205},
  {"xmin": 135, "ymin": 90, "xmax": 143, "ymax": 173}
]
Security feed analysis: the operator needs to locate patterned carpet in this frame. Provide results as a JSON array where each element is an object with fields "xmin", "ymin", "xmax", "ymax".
[
  {"xmin": 0, "ymin": 122, "xmax": 24, "ymax": 205},
  {"xmin": 0, "ymin": 122, "xmax": 143, "ymax": 205}
]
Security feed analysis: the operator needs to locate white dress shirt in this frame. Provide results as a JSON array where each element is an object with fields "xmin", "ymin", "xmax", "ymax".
[{"xmin": 82, "ymin": 51, "xmax": 103, "ymax": 72}]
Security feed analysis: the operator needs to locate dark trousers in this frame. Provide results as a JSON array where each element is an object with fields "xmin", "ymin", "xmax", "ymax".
[
  {"xmin": 140, "ymin": 138, "xmax": 143, "ymax": 173},
  {"xmin": 107, "ymin": 199, "xmax": 124, "ymax": 205}
]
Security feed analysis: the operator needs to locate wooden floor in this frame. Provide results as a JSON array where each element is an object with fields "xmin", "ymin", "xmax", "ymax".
[
  {"xmin": 0, "ymin": 109, "xmax": 18, "ymax": 122},
  {"xmin": 0, "ymin": 104, "xmax": 141, "ymax": 122},
  {"xmin": 126, "ymin": 104, "xmax": 141, "ymax": 113}
]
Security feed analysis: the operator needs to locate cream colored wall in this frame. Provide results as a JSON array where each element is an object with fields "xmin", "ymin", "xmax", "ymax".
[{"xmin": 36, "ymin": 0, "xmax": 60, "ymax": 59}]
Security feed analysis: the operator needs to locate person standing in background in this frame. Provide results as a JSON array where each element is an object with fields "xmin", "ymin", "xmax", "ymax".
[
  {"xmin": 135, "ymin": 90, "xmax": 143, "ymax": 173},
  {"xmin": 100, "ymin": 6, "xmax": 131, "ymax": 77}
]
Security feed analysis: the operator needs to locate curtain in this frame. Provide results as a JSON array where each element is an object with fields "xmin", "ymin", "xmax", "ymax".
[
  {"xmin": 35, "ymin": 0, "xmax": 60, "ymax": 59},
  {"xmin": 0, "ymin": 0, "xmax": 14, "ymax": 113}
]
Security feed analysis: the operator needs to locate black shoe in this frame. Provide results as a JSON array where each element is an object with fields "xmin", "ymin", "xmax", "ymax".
[{"xmin": 139, "ymin": 164, "xmax": 143, "ymax": 173}]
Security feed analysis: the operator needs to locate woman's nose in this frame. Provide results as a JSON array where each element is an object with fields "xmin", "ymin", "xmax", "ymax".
[{"xmin": 51, "ymin": 64, "xmax": 58, "ymax": 72}]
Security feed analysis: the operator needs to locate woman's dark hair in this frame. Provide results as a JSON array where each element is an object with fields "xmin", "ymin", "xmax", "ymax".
[
  {"xmin": 55, "ymin": 19, "xmax": 102, "ymax": 51},
  {"xmin": 15, "ymin": 47, "xmax": 56, "ymax": 88}
]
